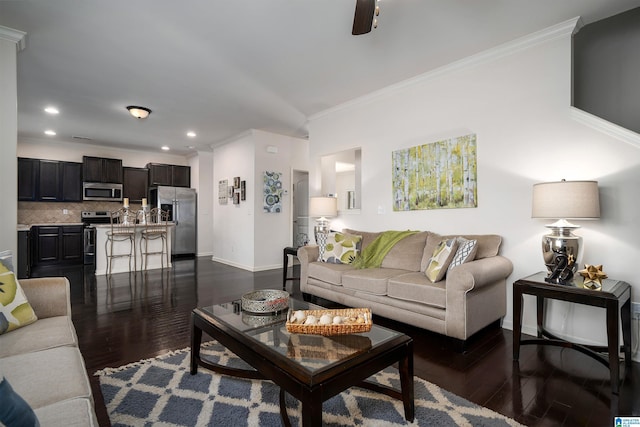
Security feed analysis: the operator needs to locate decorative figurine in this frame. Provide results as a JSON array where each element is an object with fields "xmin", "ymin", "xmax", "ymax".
[
  {"xmin": 545, "ymin": 246, "xmax": 575, "ymax": 285},
  {"xmin": 578, "ymin": 264, "xmax": 607, "ymax": 288}
]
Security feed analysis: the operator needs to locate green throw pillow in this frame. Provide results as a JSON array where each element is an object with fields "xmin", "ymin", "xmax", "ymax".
[
  {"xmin": 321, "ymin": 232, "xmax": 362, "ymax": 264},
  {"xmin": 425, "ymin": 239, "xmax": 458, "ymax": 282},
  {"xmin": 0, "ymin": 271, "xmax": 38, "ymax": 335}
]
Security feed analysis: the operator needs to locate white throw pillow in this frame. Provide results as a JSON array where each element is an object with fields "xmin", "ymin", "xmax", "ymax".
[{"xmin": 448, "ymin": 237, "xmax": 478, "ymax": 272}]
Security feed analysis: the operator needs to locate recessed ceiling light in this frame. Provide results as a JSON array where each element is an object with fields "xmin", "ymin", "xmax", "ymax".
[
  {"xmin": 44, "ymin": 106, "xmax": 59, "ymax": 115},
  {"xmin": 161, "ymin": 146, "xmax": 170, "ymax": 151},
  {"xmin": 187, "ymin": 131, "xmax": 196, "ymax": 138},
  {"xmin": 44, "ymin": 130, "xmax": 56, "ymax": 136}
]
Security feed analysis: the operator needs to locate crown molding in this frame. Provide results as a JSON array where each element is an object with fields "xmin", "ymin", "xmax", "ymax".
[
  {"xmin": 570, "ymin": 107, "xmax": 640, "ymax": 149},
  {"xmin": 310, "ymin": 17, "xmax": 582, "ymax": 121},
  {"xmin": 0, "ymin": 25, "xmax": 27, "ymax": 51}
]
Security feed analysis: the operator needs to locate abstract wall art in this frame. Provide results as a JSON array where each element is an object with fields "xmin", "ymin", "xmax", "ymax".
[{"xmin": 263, "ymin": 171, "xmax": 283, "ymax": 213}]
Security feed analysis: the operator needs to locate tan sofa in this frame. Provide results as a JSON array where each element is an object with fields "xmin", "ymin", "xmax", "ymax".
[
  {"xmin": 298, "ymin": 229, "xmax": 513, "ymax": 343},
  {"xmin": 0, "ymin": 277, "xmax": 98, "ymax": 426}
]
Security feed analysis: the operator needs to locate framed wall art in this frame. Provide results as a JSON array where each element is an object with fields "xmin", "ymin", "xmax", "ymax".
[
  {"xmin": 218, "ymin": 180, "xmax": 228, "ymax": 205},
  {"xmin": 392, "ymin": 133, "xmax": 477, "ymax": 211},
  {"xmin": 263, "ymin": 171, "xmax": 283, "ymax": 213}
]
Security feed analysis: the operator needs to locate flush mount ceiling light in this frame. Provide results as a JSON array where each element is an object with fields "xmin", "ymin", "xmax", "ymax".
[
  {"xmin": 44, "ymin": 129, "xmax": 56, "ymax": 136},
  {"xmin": 161, "ymin": 145, "xmax": 170, "ymax": 151},
  {"xmin": 44, "ymin": 106, "xmax": 59, "ymax": 115},
  {"xmin": 126, "ymin": 105, "xmax": 152, "ymax": 119},
  {"xmin": 187, "ymin": 131, "xmax": 196, "ymax": 138}
]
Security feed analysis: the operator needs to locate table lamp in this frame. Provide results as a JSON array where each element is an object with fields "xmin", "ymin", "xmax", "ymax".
[
  {"xmin": 532, "ymin": 180, "xmax": 600, "ymax": 284},
  {"xmin": 309, "ymin": 196, "xmax": 338, "ymax": 244}
]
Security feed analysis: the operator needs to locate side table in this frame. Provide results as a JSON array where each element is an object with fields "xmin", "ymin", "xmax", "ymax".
[
  {"xmin": 282, "ymin": 246, "xmax": 300, "ymax": 290},
  {"xmin": 513, "ymin": 272, "xmax": 632, "ymax": 394}
]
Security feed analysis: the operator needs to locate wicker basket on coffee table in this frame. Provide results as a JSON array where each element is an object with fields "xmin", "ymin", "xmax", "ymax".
[{"xmin": 286, "ymin": 307, "xmax": 372, "ymax": 336}]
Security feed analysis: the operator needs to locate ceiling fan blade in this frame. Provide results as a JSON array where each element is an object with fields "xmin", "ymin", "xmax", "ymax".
[{"xmin": 352, "ymin": 0, "xmax": 376, "ymax": 35}]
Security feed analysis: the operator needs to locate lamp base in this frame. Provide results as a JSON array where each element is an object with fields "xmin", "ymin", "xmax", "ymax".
[
  {"xmin": 542, "ymin": 225, "xmax": 582, "ymax": 285},
  {"xmin": 313, "ymin": 218, "xmax": 330, "ymax": 244}
]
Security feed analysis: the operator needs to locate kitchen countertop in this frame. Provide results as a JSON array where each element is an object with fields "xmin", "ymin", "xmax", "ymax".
[
  {"xmin": 17, "ymin": 223, "xmax": 84, "ymax": 231},
  {"xmin": 92, "ymin": 223, "xmax": 175, "ymax": 228}
]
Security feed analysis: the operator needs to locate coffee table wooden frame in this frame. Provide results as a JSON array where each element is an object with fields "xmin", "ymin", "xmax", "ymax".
[{"xmin": 190, "ymin": 306, "xmax": 414, "ymax": 427}]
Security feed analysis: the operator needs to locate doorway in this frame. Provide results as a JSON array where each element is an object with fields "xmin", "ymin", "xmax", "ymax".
[{"xmin": 292, "ymin": 170, "xmax": 309, "ymax": 247}]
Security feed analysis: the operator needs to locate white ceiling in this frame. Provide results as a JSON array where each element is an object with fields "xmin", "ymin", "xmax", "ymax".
[{"xmin": 1, "ymin": 0, "xmax": 638, "ymax": 155}]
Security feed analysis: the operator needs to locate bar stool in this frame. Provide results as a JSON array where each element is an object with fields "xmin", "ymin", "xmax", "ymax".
[
  {"xmin": 106, "ymin": 207, "xmax": 137, "ymax": 275},
  {"xmin": 140, "ymin": 207, "xmax": 170, "ymax": 271}
]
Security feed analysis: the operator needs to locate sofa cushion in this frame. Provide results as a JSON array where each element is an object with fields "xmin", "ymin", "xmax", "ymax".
[
  {"xmin": 0, "ymin": 316, "xmax": 78, "ymax": 358},
  {"xmin": 34, "ymin": 398, "xmax": 98, "ymax": 427},
  {"xmin": 380, "ymin": 231, "xmax": 429, "ymax": 271},
  {"xmin": 1, "ymin": 346, "xmax": 92, "ymax": 410},
  {"xmin": 0, "ymin": 271, "xmax": 38, "ymax": 335},
  {"xmin": 320, "ymin": 232, "xmax": 362, "ymax": 264},
  {"xmin": 308, "ymin": 262, "xmax": 355, "ymax": 286},
  {"xmin": 425, "ymin": 238, "xmax": 458, "ymax": 282},
  {"xmin": 342, "ymin": 268, "xmax": 407, "ymax": 295},
  {"xmin": 447, "ymin": 237, "xmax": 478, "ymax": 272},
  {"xmin": 342, "ymin": 229, "xmax": 382, "ymax": 251},
  {"xmin": 387, "ymin": 272, "xmax": 446, "ymax": 309}
]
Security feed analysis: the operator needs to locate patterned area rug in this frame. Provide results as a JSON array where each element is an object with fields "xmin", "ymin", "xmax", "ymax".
[{"xmin": 96, "ymin": 341, "xmax": 523, "ymax": 427}]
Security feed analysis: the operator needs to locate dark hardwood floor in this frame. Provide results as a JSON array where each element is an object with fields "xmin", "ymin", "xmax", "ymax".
[{"xmin": 32, "ymin": 257, "xmax": 639, "ymax": 426}]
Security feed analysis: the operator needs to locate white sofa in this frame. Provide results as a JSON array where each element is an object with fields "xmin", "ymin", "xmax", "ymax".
[
  {"xmin": 0, "ymin": 277, "xmax": 98, "ymax": 426},
  {"xmin": 298, "ymin": 229, "xmax": 513, "ymax": 344}
]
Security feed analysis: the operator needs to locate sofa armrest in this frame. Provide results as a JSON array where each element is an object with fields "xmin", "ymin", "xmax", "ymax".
[
  {"xmin": 445, "ymin": 256, "xmax": 513, "ymax": 293},
  {"xmin": 19, "ymin": 277, "xmax": 71, "ymax": 319},
  {"xmin": 297, "ymin": 245, "xmax": 319, "ymax": 292}
]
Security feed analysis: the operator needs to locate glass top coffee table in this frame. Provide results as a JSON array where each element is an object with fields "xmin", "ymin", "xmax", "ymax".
[{"xmin": 190, "ymin": 297, "xmax": 414, "ymax": 427}]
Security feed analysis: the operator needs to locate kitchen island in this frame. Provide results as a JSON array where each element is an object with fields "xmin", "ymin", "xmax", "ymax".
[{"xmin": 94, "ymin": 223, "xmax": 174, "ymax": 275}]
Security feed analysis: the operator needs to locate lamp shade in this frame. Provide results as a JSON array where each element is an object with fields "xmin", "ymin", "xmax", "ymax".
[
  {"xmin": 531, "ymin": 180, "xmax": 600, "ymax": 220},
  {"xmin": 309, "ymin": 196, "xmax": 338, "ymax": 218}
]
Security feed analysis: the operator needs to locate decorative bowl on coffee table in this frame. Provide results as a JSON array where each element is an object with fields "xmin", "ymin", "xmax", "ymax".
[{"xmin": 241, "ymin": 289, "xmax": 289, "ymax": 314}]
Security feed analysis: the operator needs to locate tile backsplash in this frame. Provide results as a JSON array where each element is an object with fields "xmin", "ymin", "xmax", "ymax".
[{"xmin": 18, "ymin": 201, "xmax": 144, "ymax": 225}]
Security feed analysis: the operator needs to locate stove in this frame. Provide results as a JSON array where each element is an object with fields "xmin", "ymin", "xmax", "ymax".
[
  {"xmin": 81, "ymin": 211, "xmax": 111, "ymax": 225},
  {"xmin": 81, "ymin": 211, "xmax": 111, "ymax": 266}
]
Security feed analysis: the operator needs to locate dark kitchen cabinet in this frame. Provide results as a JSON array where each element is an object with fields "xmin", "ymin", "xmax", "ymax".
[
  {"xmin": 61, "ymin": 226, "xmax": 84, "ymax": 263},
  {"xmin": 147, "ymin": 163, "xmax": 190, "ymax": 187},
  {"xmin": 60, "ymin": 162, "xmax": 83, "ymax": 201},
  {"xmin": 17, "ymin": 230, "xmax": 30, "ymax": 279},
  {"xmin": 123, "ymin": 167, "xmax": 149, "ymax": 202},
  {"xmin": 31, "ymin": 225, "xmax": 83, "ymax": 267},
  {"xmin": 83, "ymin": 156, "xmax": 123, "ymax": 183},
  {"xmin": 172, "ymin": 165, "xmax": 191, "ymax": 187},
  {"xmin": 38, "ymin": 160, "xmax": 61, "ymax": 201},
  {"xmin": 37, "ymin": 160, "xmax": 83, "ymax": 202},
  {"xmin": 18, "ymin": 158, "xmax": 39, "ymax": 201},
  {"xmin": 18, "ymin": 158, "xmax": 82, "ymax": 202},
  {"xmin": 33, "ymin": 226, "xmax": 61, "ymax": 265}
]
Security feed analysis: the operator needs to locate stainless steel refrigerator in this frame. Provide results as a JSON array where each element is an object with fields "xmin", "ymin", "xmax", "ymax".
[{"xmin": 149, "ymin": 186, "xmax": 197, "ymax": 257}]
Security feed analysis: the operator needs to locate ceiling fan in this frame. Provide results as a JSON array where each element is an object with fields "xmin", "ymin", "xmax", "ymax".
[{"xmin": 352, "ymin": 0, "xmax": 377, "ymax": 35}]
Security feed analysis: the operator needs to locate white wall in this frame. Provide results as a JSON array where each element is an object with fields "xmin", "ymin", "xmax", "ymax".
[
  {"xmin": 253, "ymin": 130, "xmax": 309, "ymax": 269},
  {"xmin": 212, "ymin": 132, "xmax": 256, "ymax": 270},
  {"xmin": 0, "ymin": 27, "xmax": 24, "ymax": 261},
  {"xmin": 307, "ymin": 19, "xmax": 640, "ymax": 360},
  {"xmin": 212, "ymin": 129, "xmax": 309, "ymax": 271},
  {"xmin": 189, "ymin": 151, "xmax": 214, "ymax": 256}
]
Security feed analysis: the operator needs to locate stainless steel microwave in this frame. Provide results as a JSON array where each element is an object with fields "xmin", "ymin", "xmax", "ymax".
[{"xmin": 82, "ymin": 182, "xmax": 123, "ymax": 201}]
